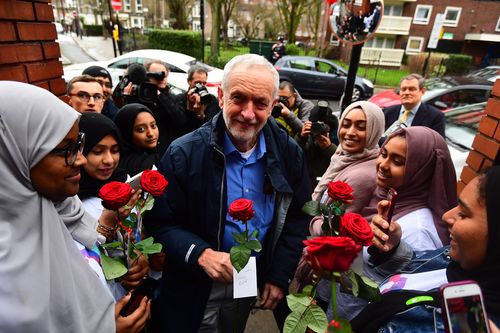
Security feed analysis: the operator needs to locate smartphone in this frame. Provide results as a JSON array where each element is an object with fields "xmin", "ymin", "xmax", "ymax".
[
  {"xmin": 384, "ymin": 188, "xmax": 398, "ymax": 225},
  {"xmin": 440, "ymin": 281, "xmax": 491, "ymax": 333},
  {"xmin": 126, "ymin": 171, "xmax": 143, "ymax": 191},
  {"xmin": 120, "ymin": 277, "xmax": 157, "ymax": 317}
]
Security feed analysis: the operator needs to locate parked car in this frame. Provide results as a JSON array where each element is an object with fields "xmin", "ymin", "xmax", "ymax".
[
  {"xmin": 445, "ymin": 102, "xmax": 486, "ymax": 177},
  {"xmin": 465, "ymin": 66, "xmax": 500, "ymax": 83},
  {"xmin": 274, "ymin": 55, "xmax": 374, "ymax": 101},
  {"xmin": 63, "ymin": 49, "xmax": 223, "ymax": 94},
  {"xmin": 369, "ymin": 76, "xmax": 493, "ymax": 111}
]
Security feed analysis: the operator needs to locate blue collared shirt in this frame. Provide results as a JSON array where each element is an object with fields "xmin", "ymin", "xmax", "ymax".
[
  {"xmin": 399, "ymin": 102, "xmax": 421, "ymax": 126},
  {"xmin": 221, "ymin": 132, "xmax": 275, "ymax": 252}
]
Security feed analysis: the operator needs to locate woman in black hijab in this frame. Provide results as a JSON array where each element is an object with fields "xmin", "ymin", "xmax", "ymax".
[
  {"xmin": 352, "ymin": 166, "xmax": 500, "ymax": 332},
  {"xmin": 115, "ymin": 103, "xmax": 160, "ymax": 176}
]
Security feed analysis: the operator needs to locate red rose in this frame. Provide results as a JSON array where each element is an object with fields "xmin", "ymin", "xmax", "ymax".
[
  {"xmin": 99, "ymin": 181, "xmax": 133, "ymax": 210},
  {"xmin": 327, "ymin": 181, "xmax": 354, "ymax": 204},
  {"xmin": 304, "ymin": 236, "xmax": 361, "ymax": 273},
  {"xmin": 339, "ymin": 212, "xmax": 373, "ymax": 246},
  {"xmin": 140, "ymin": 170, "xmax": 168, "ymax": 197},
  {"xmin": 228, "ymin": 198, "xmax": 255, "ymax": 222}
]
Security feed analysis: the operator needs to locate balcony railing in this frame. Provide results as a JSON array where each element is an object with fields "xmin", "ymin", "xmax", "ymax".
[
  {"xmin": 377, "ymin": 16, "xmax": 412, "ymax": 35},
  {"xmin": 360, "ymin": 48, "xmax": 405, "ymax": 67}
]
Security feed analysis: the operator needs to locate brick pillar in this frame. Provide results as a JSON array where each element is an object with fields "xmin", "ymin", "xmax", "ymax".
[
  {"xmin": 0, "ymin": 0, "xmax": 66, "ymax": 97},
  {"xmin": 458, "ymin": 76, "xmax": 500, "ymax": 193}
]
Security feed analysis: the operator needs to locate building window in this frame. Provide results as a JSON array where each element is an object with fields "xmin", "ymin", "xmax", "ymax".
[
  {"xmin": 365, "ymin": 37, "xmax": 395, "ymax": 49},
  {"xmin": 413, "ymin": 5, "xmax": 432, "ymax": 25},
  {"xmin": 136, "ymin": 0, "xmax": 143, "ymax": 12},
  {"xmin": 132, "ymin": 16, "xmax": 144, "ymax": 28},
  {"xmin": 406, "ymin": 36, "xmax": 425, "ymax": 54},
  {"xmin": 384, "ymin": 5, "xmax": 402, "ymax": 17},
  {"xmin": 496, "ymin": 16, "xmax": 500, "ymax": 32},
  {"xmin": 124, "ymin": 0, "xmax": 131, "ymax": 11},
  {"xmin": 443, "ymin": 7, "xmax": 461, "ymax": 27}
]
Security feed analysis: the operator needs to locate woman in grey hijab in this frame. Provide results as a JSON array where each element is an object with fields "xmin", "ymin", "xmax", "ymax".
[{"xmin": 0, "ymin": 82, "xmax": 148, "ymax": 332}]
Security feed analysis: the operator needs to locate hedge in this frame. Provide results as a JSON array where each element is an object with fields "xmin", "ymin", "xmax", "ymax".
[
  {"xmin": 84, "ymin": 24, "xmax": 103, "ymax": 36},
  {"xmin": 444, "ymin": 54, "xmax": 472, "ymax": 75},
  {"xmin": 148, "ymin": 29, "xmax": 202, "ymax": 60}
]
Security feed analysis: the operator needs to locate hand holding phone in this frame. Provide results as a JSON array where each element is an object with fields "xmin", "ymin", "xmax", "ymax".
[
  {"xmin": 440, "ymin": 281, "xmax": 491, "ymax": 333},
  {"xmin": 384, "ymin": 188, "xmax": 398, "ymax": 226}
]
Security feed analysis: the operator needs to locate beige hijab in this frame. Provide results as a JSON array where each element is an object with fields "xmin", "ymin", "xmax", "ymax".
[{"xmin": 312, "ymin": 101, "xmax": 385, "ymax": 200}]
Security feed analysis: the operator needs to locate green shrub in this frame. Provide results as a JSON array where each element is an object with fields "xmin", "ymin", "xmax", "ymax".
[
  {"xmin": 148, "ymin": 29, "xmax": 202, "ymax": 59},
  {"xmin": 84, "ymin": 24, "xmax": 103, "ymax": 36},
  {"xmin": 286, "ymin": 44, "xmax": 300, "ymax": 56},
  {"xmin": 444, "ymin": 54, "xmax": 472, "ymax": 75}
]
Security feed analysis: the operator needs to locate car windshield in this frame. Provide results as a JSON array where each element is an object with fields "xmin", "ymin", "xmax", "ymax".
[
  {"xmin": 445, "ymin": 102, "xmax": 486, "ymax": 150},
  {"xmin": 186, "ymin": 60, "xmax": 214, "ymax": 71}
]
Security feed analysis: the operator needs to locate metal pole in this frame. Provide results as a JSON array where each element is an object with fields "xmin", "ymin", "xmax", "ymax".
[
  {"xmin": 341, "ymin": 43, "xmax": 363, "ymax": 113},
  {"xmin": 200, "ymin": 0, "xmax": 205, "ymax": 62},
  {"xmin": 107, "ymin": 0, "xmax": 117, "ymax": 57}
]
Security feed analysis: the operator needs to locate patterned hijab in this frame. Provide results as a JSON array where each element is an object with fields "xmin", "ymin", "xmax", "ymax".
[
  {"xmin": 313, "ymin": 101, "xmax": 385, "ymax": 200},
  {"xmin": 0, "ymin": 82, "xmax": 114, "ymax": 332}
]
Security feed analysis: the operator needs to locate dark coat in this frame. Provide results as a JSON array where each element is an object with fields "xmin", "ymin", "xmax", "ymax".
[
  {"xmin": 383, "ymin": 103, "xmax": 445, "ymax": 137},
  {"xmin": 145, "ymin": 113, "xmax": 311, "ymax": 332}
]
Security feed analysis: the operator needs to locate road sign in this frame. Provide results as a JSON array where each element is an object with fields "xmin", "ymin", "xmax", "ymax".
[
  {"xmin": 111, "ymin": 0, "xmax": 122, "ymax": 11},
  {"xmin": 428, "ymin": 13, "xmax": 444, "ymax": 49}
]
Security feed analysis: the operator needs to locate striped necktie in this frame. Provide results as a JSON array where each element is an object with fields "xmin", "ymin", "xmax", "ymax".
[{"xmin": 400, "ymin": 109, "xmax": 411, "ymax": 123}]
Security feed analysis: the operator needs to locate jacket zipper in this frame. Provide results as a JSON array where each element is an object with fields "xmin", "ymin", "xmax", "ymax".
[{"xmin": 214, "ymin": 146, "xmax": 226, "ymax": 251}]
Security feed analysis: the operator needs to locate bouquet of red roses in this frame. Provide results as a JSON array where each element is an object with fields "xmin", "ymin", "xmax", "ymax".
[
  {"xmin": 97, "ymin": 169, "xmax": 167, "ymax": 280},
  {"xmin": 284, "ymin": 181, "xmax": 380, "ymax": 333}
]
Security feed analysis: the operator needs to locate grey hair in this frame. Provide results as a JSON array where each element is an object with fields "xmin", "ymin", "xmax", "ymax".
[
  {"xmin": 188, "ymin": 64, "xmax": 209, "ymax": 81},
  {"xmin": 400, "ymin": 73, "xmax": 425, "ymax": 89},
  {"xmin": 222, "ymin": 54, "xmax": 279, "ymax": 99}
]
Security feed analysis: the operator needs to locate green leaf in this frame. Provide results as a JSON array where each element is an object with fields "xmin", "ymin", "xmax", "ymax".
[
  {"xmin": 121, "ymin": 219, "xmax": 134, "ymax": 229},
  {"xmin": 100, "ymin": 253, "xmax": 128, "ymax": 280},
  {"xmin": 137, "ymin": 236, "xmax": 154, "ymax": 247},
  {"xmin": 301, "ymin": 284, "xmax": 313, "ymax": 296},
  {"xmin": 100, "ymin": 241, "xmax": 122, "ymax": 250},
  {"xmin": 346, "ymin": 270, "xmax": 381, "ymax": 302},
  {"xmin": 302, "ymin": 201, "xmax": 322, "ymax": 216},
  {"xmin": 232, "ymin": 231, "xmax": 247, "ymax": 245},
  {"xmin": 304, "ymin": 304, "xmax": 328, "ymax": 332},
  {"xmin": 246, "ymin": 239, "xmax": 262, "ymax": 252},
  {"xmin": 319, "ymin": 203, "xmax": 330, "ymax": 216},
  {"xmin": 128, "ymin": 212, "xmax": 137, "ymax": 224},
  {"xmin": 141, "ymin": 243, "xmax": 162, "ymax": 254},
  {"xmin": 140, "ymin": 195, "xmax": 155, "ymax": 214},
  {"xmin": 249, "ymin": 229, "xmax": 259, "ymax": 239},
  {"xmin": 230, "ymin": 244, "xmax": 251, "ymax": 273},
  {"xmin": 283, "ymin": 310, "xmax": 308, "ymax": 333},
  {"xmin": 286, "ymin": 294, "xmax": 312, "ymax": 313}
]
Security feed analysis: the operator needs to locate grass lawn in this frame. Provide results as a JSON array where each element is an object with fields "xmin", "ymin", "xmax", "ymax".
[{"xmin": 205, "ymin": 44, "xmax": 407, "ymax": 88}]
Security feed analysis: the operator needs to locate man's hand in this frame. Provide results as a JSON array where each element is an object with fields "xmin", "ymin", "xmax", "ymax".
[
  {"xmin": 300, "ymin": 121, "xmax": 312, "ymax": 139},
  {"xmin": 260, "ymin": 283, "xmax": 284, "ymax": 310},
  {"xmin": 187, "ymin": 88, "xmax": 204, "ymax": 116},
  {"xmin": 314, "ymin": 134, "xmax": 332, "ymax": 150},
  {"xmin": 279, "ymin": 103, "xmax": 291, "ymax": 117},
  {"xmin": 197, "ymin": 248, "xmax": 233, "ymax": 283},
  {"xmin": 370, "ymin": 200, "xmax": 402, "ymax": 252}
]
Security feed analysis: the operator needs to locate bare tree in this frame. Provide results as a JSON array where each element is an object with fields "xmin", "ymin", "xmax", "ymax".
[
  {"xmin": 233, "ymin": 3, "xmax": 270, "ymax": 40},
  {"xmin": 206, "ymin": 0, "xmax": 221, "ymax": 61},
  {"xmin": 167, "ymin": 0, "xmax": 192, "ymax": 29},
  {"xmin": 221, "ymin": 0, "xmax": 238, "ymax": 44},
  {"xmin": 275, "ymin": 0, "xmax": 315, "ymax": 43}
]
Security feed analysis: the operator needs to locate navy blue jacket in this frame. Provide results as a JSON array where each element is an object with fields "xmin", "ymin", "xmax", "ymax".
[
  {"xmin": 383, "ymin": 103, "xmax": 445, "ymax": 137},
  {"xmin": 145, "ymin": 113, "xmax": 311, "ymax": 332}
]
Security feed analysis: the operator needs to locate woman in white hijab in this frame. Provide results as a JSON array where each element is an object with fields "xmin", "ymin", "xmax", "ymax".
[{"xmin": 0, "ymin": 82, "xmax": 148, "ymax": 332}]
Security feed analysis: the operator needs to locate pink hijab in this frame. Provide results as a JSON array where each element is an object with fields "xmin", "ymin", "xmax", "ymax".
[{"xmin": 362, "ymin": 126, "xmax": 457, "ymax": 245}]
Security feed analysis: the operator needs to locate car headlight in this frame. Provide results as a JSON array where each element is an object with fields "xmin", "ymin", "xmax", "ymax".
[{"xmin": 362, "ymin": 78, "xmax": 373, "ymax": 88}]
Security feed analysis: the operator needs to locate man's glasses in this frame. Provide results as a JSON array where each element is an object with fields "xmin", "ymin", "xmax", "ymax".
[
  {"xmin": 69, "ymin": 91, "xmax": 104, "ymax": 103},
  {"xmin": 51, "ymin": 132, "xmax": 85, "ymax": 166}
]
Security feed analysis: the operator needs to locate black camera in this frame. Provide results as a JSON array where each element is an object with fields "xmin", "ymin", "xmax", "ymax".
[
  {"xmin": 146, "ymin": 71, "xmax": 166, "ymax": 81},
  {"xmin": 278, "ymin": 95, "xmax": 289, "ymax": 108},
  {"xmin": 310, "ymin": 121, "xmax": 330, "ymax": 138},
  {"xmin": 193, "ymin": 83, "xmax": 211, "ymax": 105},
  {"xmin": 272, "ymin": 104, "xmax": 282, "ymax": 118},
  {"xmin": 117, "ymin": 76, "xmax": 158, "ymax": 104}
]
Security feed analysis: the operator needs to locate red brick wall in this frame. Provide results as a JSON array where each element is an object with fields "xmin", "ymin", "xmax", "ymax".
[
  {"xmin": 458, "ymin": 76, "xmax": 500, "ymax": 193},
  {"xmin": 0, "ymin": 0, "xmax": 66, "ymax": 97}
]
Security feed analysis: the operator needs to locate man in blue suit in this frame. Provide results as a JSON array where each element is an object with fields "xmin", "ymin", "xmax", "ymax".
[{"xmin": 383, "ymin": 73, "xmax": 445, "ymax": 137}]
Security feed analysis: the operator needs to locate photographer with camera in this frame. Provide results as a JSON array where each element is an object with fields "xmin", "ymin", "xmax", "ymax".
[
  {"xmin": 175, "ymin": 64, "xmax": 220, "ymax": 134},
  {"xmin": 295, "ymin": 100, "xmax": 338, "ymax": 187},
  {"xmin": 115, "ymin": 62, "xmax": 187, "ymax": 155},
  {"xmin": 274, "ymin": 81, "xmax": 314, "ymax": 137}
]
